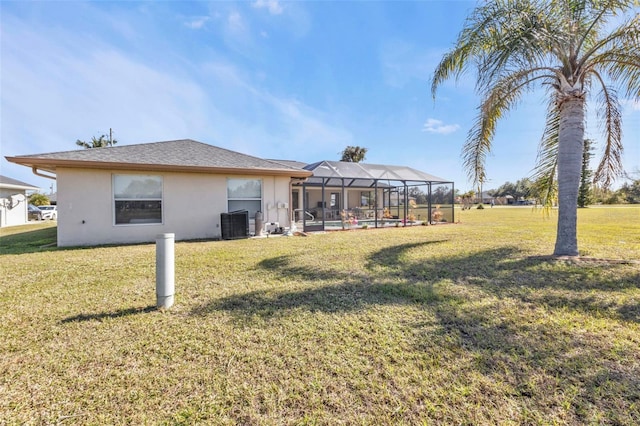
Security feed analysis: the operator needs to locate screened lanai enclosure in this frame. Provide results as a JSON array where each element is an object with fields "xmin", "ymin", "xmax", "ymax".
[{"xmin": 288, "ymin": 161, "xmax": 455, "ymax": 232}]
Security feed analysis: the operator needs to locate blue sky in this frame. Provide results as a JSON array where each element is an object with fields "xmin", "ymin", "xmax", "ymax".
[{"xmin": 1, "ymin": 0, "xmax": 638, "ymax": 194}]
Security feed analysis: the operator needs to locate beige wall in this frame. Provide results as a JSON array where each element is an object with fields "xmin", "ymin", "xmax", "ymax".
[
  {"xmin": 56, "ymin": 168, "xmax": 292, "ymax": 247},
  {"xmin": 0, "ymin": 189, "xmax": 29, "ymax": 227}
]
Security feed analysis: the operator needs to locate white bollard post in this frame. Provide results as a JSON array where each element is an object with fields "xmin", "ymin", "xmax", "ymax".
[{"xmin": 156, "ymin": 233, "xmax": 175, "ymax": 309}]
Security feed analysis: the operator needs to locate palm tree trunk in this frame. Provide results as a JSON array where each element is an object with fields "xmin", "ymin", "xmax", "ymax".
[{"xmin": 554, "ymin": 95, "xmax": 585, "ymax": 256}]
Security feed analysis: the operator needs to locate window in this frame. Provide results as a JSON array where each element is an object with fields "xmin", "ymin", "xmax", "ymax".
[
  {"xmin": 361, "ymin": 191, "xmax": 373, "ymax": 207},
  {"xmin": 113, "ymin": 174, "xmax": 162, "ymax": 225},
  {"xmin": 330, "ymin": 192, "xmax": 340, "ymax": 209},
  {"xmin": 227, "ymin": 178, "xmax": 262, "ymax": 218}
]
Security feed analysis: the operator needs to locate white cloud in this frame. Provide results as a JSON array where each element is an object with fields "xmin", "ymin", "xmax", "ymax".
[
  {"xmin": 0, "ymin": 15, "xmax": 214, "ymax": 158},
  {"xmin": 227, "ymin": 11, "xmax": 245, "ymax": 32},
  {"xmin": 252, "ymin": 0, "xmax": 283, "ymax": 15},
  {"xmin": 201, "ymin": 60, "xmax": 353, "ymax": 157},
  {"xmin": 422, "ymin": 118, "xmax": 460, "ymax": 135},
  {"xmin": 184, "ymin": 16, "xmax": 210, "ymax": 29},
  {"xmin": 1, "ymin": 10, "xmax": 350, "ymax": 187}
]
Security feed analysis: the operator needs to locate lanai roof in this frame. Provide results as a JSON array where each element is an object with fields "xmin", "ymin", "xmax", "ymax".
[{"xmin": 291, "ymin": 160, "xmax": 451, "ymax": 187}]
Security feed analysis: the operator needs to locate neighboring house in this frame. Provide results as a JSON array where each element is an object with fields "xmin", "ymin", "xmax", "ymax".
[
  {"xmin": 0, "ymin": 175, "xmax": 40, "ymax": 227},
  {"xmin": 494, "ymin": 195, "xmax": 515, "ymax": 205},
  {"xmin": 6, "ymin": 140, "xmax": 311, "ymax": 246}
]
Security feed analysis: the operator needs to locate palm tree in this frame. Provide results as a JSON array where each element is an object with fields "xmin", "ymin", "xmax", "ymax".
[
  {"xmin": 340, "ymin": 146, "xmax": 368, "ymax": 163},
  {"xmin": 431, "ymin": 0, "xmax": 639, "ymax": 256},
  {"xmin": 76, "ymin": 129, "xmax": 118, "ymax": 149}
]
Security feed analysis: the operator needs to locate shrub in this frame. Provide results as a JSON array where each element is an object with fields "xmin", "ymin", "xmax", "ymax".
[{"xmin": 28, "ymin": 193, "xmax": 50, "ymax": 206}]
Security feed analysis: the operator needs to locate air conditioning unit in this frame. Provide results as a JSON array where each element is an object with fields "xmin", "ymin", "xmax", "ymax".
[{"xmin": 220, "ymin": 210, "xmax": 249, "ymax": 240}]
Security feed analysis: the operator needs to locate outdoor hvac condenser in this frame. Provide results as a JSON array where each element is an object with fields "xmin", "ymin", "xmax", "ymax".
[{"xmin": 221, "ymin": 210, "xmax": 249, "ymax": 240}]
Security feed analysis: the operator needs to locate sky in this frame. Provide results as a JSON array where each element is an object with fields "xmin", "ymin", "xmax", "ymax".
[{"xmin": 1, "ymin": 0, "xmax": 638, "ymax": 194}]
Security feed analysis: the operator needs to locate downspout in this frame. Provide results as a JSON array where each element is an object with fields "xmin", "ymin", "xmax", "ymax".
[{"xmin": 32, "ymin": 167, "xmax": 56, "ymax": 180}]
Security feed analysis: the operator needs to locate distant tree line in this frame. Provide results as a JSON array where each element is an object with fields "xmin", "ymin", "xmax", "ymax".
[
  {"xmin": 487, "ymin": 175, "xmax": 640, "ymax": 206},
  {"xmin": 489, "ymin": 178, "xmax": 534, "ymax": 203},
  {"xmin": 397, "ymin": 186, "xmax": 453, "ymax": 205},
  {"xmin": 485, "ymin": 139, "xmax": 639, "ymax": 206}
]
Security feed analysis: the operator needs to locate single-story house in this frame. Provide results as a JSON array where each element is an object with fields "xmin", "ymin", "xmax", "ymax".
[
  {"xmin": 0, "ymin": 175, "xmax": 40, "ymax": 228},
  {"xmin": 6, "ymin": 139, "xmax": 454, "ymax": 247},
  {"xmin": 6, "ymin": 140, "xmax": 311, "ymax": 246}
]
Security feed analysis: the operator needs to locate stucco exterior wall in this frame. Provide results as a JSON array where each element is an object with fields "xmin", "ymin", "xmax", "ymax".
[
  {"xmin": 0, "ymin": 189, "xmax": 29, "ymax": 227},
  {"xmin": 56, "ymin": 168, "xmax": 292, "ymax": 247}
]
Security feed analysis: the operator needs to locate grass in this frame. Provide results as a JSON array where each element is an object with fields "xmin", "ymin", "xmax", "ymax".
[
  {"xmin": 1, "ymin": 206, "xmax": 639, "ymax": 425},
  {"xmin": 0, "ymin": 221, "xmax": 57, "ymax": 255}
]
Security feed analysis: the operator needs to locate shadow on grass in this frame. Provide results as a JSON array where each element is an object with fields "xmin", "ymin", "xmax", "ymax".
[
  {"xmin": 366, "ymin": 240, "xmax": 449, "ymax": 268},
  {"xmin": 426, "ymin": 298, "xmax": 640, "ymax": 424},
  {"xmin": 193, "ymin": 243, "xmax": 639, "ymax": 324},
  {"xmin": 0, "ymin": 226, "xmax": 58, "ymax": 255},
  {"xmin": 192, "ymin": 278, "xmax": 448, "ymax": 318},
  {"xmin": 193, "ymin": 242, "xmax": 640, "ymax": 422},
  {"xmin": 61, "ymin": 305, "xmax": 157, "ymax": 323},
  {"xmin": 0, "ymin": 224, "xmax": 227, "ymax": 256}
]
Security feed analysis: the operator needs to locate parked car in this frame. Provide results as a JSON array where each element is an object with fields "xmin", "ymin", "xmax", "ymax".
[
  {"xmin": 28, "ymin": 204, "xmax": 43, "ymax": 221},
  {"xmin": 38, "ymin": 205, "xmax": 57, "ymax": 220}
]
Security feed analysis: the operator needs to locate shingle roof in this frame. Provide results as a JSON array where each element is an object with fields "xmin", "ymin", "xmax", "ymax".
[
  {"xmin": 268, "ymin": 159, "xmax": 309, "ymax": 169},
  {"xmin": 0, "ymin": 175, "xmax": 40, "ymax": 190},
  {"xmin": 6, "ymin": 139, "xmax": 312, "ymax": 178}
]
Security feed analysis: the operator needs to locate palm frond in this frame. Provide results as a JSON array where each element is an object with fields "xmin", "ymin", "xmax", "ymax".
[
  {"xmin": 572, "ymin": 0, "xmax": 632, "ymax": 56},
  {"xmin": 531, "ymin": 96, "xmax": 560, "ymax": 213},
  {"xmin": 591, "ymin": 75, "xmax": 624, "ymax": 188},
  {"xmin": 431, "ymin": 0, "xmax": 527, "ymax": 97},
  {"xmin": 588, "ymin": 14, "xmax": 640, "ymax": 98},
  {"xmin": 578, "ymin": 13, "xmax": 640, "ymax": 70},
  {"xmin": 476, "ymin": 1, "xmax": 558, "ymax": 91},
  {"xmin": 463, "ymin": 69, "xmax": 549, "ymax": 185}
]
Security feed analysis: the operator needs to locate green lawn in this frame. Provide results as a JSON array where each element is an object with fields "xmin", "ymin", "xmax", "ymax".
[{"xmin": 1, "ymin": 206, "xmax": 639, "ymax": 424}]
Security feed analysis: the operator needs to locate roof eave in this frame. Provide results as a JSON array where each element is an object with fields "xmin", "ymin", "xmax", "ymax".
[
  {"xmin": 0, "ymin": 183, "xmax": 40, "ymax": 191},
  {"xmin": 5, "ymin": 157, "xmax": 313, "ymax": 178}
]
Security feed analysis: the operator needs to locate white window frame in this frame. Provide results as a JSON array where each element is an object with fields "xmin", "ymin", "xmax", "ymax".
[
  {"xmin": 227, "ymin": 178, "xmax": 262, "ymax": 218},
  {"xmin": 113, "ymin": 174, "xmax": 163, "ymax": 226}
]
